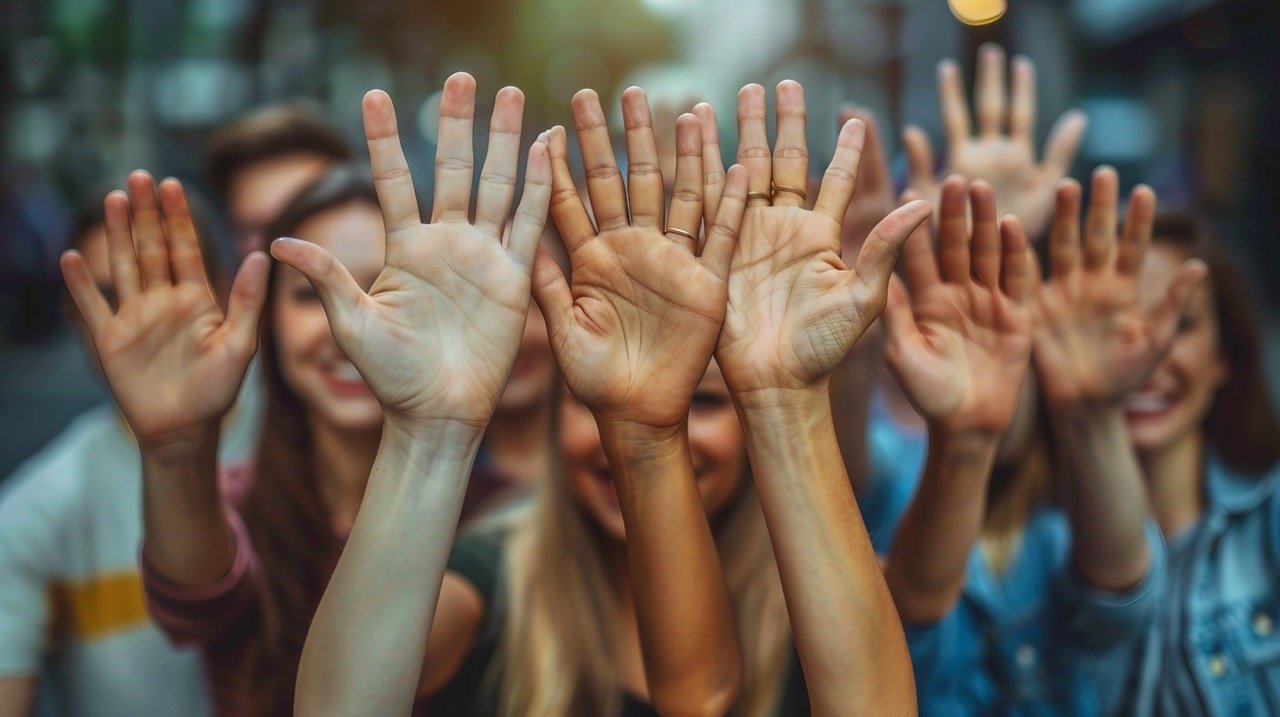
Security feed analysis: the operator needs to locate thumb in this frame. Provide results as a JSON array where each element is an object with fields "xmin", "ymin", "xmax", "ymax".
[
  {"xmin": 854, "ymin": 200, "xmax": 933, "ymax": 300},
  {"xmin": 1149, "ymin": 258, "xmax": 1209, "ymax": 351},
  {"xmin": 269, "ymin": 237, "xmax": 366, "ymax": 335},
  {"xmin": 222, "ymin": 251, "xmax": 271, "ymax": 355}
]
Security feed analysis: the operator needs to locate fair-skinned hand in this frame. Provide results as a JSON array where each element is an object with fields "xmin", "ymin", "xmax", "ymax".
[
  {"xmin": 694, "ymin": 82, "xmax": 933, "ymax": 399},
  {"xmin": 1030, "ymin": 167, "xmax": 1207, "ymax": 408},
  {"xmin": 882, "ymin": 177, "xmax": 1034, "ymax": 436},
  {"xmin": 269, "ymin": 74, "xmax": 551, "ymax": 431},
  {"xmin": 905, "ymin": 43, "xmax": 1088, "ymax": 241},
  {"xmin": 60, "ymin": 173, "xmax": 269, "ymax": 450},
  {"xmin": 532, "ymin": 88, "xmax": 748, "ymax": 431}
]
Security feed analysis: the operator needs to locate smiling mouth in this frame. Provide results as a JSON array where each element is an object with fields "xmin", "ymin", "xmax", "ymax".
[
  {"xmin": 321, "ymin": 362, "xmax": 373, "ymax": 397},
  {"xmin": 1125, "ymin": 391, "xmax": 1174, "ymax": 420}
]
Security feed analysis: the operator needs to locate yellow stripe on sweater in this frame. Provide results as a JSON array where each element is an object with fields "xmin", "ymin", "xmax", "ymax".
[{"xmin": 47, "ymin": 571, "xmax": 151, "ymax": 642}]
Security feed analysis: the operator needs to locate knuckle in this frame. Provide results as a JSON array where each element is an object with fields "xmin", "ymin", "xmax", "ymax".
[{"xmin": 585, "ymin": 165, "xmax": 622, "ymax": 181}]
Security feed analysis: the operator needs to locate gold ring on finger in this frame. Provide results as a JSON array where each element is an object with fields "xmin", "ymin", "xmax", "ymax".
[
  {"xmin": 665, "ymin": 227, "xmax": 697, "ymax": 243},
  {"xmin": 771, "ymin": 183, "xmax": 807, "ymax": 201}
]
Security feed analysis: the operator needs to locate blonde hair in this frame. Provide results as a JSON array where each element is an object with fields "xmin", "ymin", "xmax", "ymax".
[{"xmin": 484, "ymin": 463, "xmax": 792, "ymax": 716}]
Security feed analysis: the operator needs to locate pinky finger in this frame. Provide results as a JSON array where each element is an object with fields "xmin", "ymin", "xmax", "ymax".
[
  {"xmin": 60, "ymin": 251, "xmax": 113, "ymax": 336},
  {"xmin": 999, "ymin": 215, "xmax": 1032, "ymax": 304},
  {"xmin": 694, "ymin": 103, "xmax": 726, "ymax": 228}
]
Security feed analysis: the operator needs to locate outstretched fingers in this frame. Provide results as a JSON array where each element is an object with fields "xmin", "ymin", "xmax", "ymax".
[
  {"xmin": 812, "ymin": 117, "xmax": 866, "ymax": 225},
  {"xmin": 1116, "ymin": 184, "xmax": 1157, "ymax": 276},
  {"xmin": 999, "ymin": 216, "xmax": 1033, "ymax": 304},
  {"xmin": 59, "ymin": 251, "xmax": 112, "ymax": 336},
  {"xmin": 694, "ymin": 102, "xmax": 726, "ymax": 227},
  {"xmin": 127, "ymin": 171, "xmax": 172, "ymax": 289},
  {"xmin": 736, "ymin": 84, "xmax": 772, "ymax": 207},
  {"xmin": 666, "ymin": 114, "xmax": 705, "ymax": 250},
  {"xmin": 573, "ymin": 89, "xmax": 628, "ymax": 231},
  {"xmin": 701, "ymin": 164, "xmax": 748, "ymax": 281},
  {"xmin": 474, "ymin": 86, "xmax": 526, "ymax": 239},
  {"xmin": 771, "ymin": 80, "xmax": 810, "ymax": 208},
  {"xmin": 363, "ymin": 90, "xmax": 423, "ymax": 235},
  {"xmin": 157, "ymin": 179, "xmax": 211, "ymax": 286},
  {"xmin": 507, "ymin": 134, "xmax": 553, "ymax": 271},
  {"xmin": 103, "ymin": 190, "xmax": 142, "ymax": 302},
  {"xmin": 433, "ymin": 72, "xmax": 478, "ymax": 223},
  {"xmin": 546, "ymin": 125, "xmax": 596, "ymax": 254}
]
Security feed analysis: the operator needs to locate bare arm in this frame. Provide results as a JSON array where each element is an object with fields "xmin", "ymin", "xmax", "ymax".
[
  {"xmin": 531, "ymin": 88, "xmax": 750, "ymax": 716},
  {"xmin": 0, "ymin": 678, "xmax": 34, "ymax": 717},
  {"xmin": 289, "ymin": 79, "xmax": 552, "ymax": 715},
  {"xmin": 707, "ymin": 82, "xmax": 936, "ymax": 715},
  {"xmin": 1032, "ymin": 170, "xmax": 1206, "ymax": 589},
  {"xmin": 879, "ymin": 178, "xmax": 1035, "ymax": 624},
  {"xmin": 739, "ymin": 389, "xmax": 917, "ymax": 716},
  {"xmin": 59, "ymin": 174, "xmax": 268, "ymax": 588}
]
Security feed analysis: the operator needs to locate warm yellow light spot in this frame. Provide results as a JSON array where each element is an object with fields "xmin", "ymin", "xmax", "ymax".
[{"xmin": 948, "ymin": 0, "xmax": 1007, "ymax": 26}]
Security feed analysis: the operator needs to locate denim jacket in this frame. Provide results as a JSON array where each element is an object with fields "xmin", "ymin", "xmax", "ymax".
[
  {"xmin": 906, "ymin": 510, "xmax": 1166, "ymax": 716},
  {"xmin": 1129, "ymin": 458, "xmax": 1280, "ymax": 717}
]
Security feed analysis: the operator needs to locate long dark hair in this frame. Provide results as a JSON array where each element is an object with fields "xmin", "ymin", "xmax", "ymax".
[
  {"xmin": 1152, "ymin": 212, "xmax": 1280, "ymax": 475},
  {"xmin": 239, "ymin": 164, "xmax": 380, "ymax": 714}
]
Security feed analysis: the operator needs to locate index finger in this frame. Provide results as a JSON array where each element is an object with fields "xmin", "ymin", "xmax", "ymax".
[
  {"xmin": 572, "ymin": 89, "xmax": 628, "ymax": 231},
  {"xmin": 363, "ymin": 90, "xmax": 423, "ymax": 235}
]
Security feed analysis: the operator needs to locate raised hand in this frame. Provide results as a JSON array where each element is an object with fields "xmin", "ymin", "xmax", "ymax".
[
  {"xmin": 905, "ymin": 43, "xmax": 1087, "ymax": 240},
  {"xmin": 696, "ymin": 82, "xmax": 933, "ymax": 398},
  {"xmin": 270, "ymin": 74, "xmax": 551, "ymax": 430},
  {"xmin": 1030, "ymin": 167, "xmax": 1207, "ymax": 408},
  {"xmin": 60, "ymin": 173, "xmax": 269, "ymax": 448},
  {"xmin": 532, "ymin": 88, "xmax": 748, "ymax": 429},
  {"xmin": 882, "ymin": 177, "xmax": 1034, "ymax": 435}
]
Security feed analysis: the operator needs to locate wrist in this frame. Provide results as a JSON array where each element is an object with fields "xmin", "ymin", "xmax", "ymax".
[
  {"xmin": 139, "ymin": 425, "xmax": 221, "ymax": 465},
  {"xmin": 926, "ymin": 423, "xmax": 1001, "ymax": 458},
  {"xmin": 732, "ymin": 381, "xmax": 830, "ymax": 415},
  {"xmin": 381, "ymin": 415, "xmax": 485, "ymax": 460},
  {"xmin": 596, "ymin": 417, "xmax": 686, "ymax": 463}
]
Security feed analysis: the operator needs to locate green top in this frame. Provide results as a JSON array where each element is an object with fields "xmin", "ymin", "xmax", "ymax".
[{"xmin": 424, "ymin": 531, "xmax": 812, "ymax": 716}]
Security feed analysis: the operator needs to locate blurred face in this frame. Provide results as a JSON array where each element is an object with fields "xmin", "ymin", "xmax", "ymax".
[
  {"xmin": 227, "ymin": 153, "xmax": 333, "ymax": 258},
  {"xmin": 272, "ymin": 202, "xmax": 385, "ymax": 432},
  {"xmin": 1125, "ymin": 244, "xmax": 1229, "ymax": 453},
  {"xmin": 497, "ymin": 302, "xmax": 555, "ymax": 413},
  {"xmin": 560, "ymin": 361, "xmax": 746, "ymax": 541}
]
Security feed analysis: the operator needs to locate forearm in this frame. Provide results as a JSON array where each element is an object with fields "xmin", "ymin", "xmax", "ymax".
[
  {"xmin": 599, "ymin": 420, "xmax": 742, "ymax": 717},
  {"xmin": 1050, "ymin": 405, "xmax": 1151, "ymax": 591},
  {"xmin": 295, "ymin": 418, "xmax": 481, "ymax": 717},
  {"xmin": 0, "ymin": 677, "xmax": 35, "ymax": 717},
  {"xmin": 884, "ymin": 427, "xmax": 997, "ymax": 625},
  {"xmin": 737, "ymin": 386, "xmax": 914, "ymax": 717},
  {"xmin": 140, "ymin": 430, "xmax": 235, "ymax": 587},
  {"xmin": 830, "ymin": 334, "xmax": 882, "ymax": 499}
]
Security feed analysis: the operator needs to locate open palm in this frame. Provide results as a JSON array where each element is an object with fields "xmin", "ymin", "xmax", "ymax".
[
  {"xmin": 1032, "ymin": 169, "xmax": 1206, "ymax": 407},
  {"xmin": 699, "ymin": 82, "xmax": 932, "ymax": 394},
  {"xmin": 533, "ymin": 90, "xmax": 745, "ymax": 429},
  {"xmin": 60, "ymin": 172, "xmax": 268, "ymax": 447},
  {"xmin": 271, "ymin": 76, "xmax": 551, "ymax": 428},
  {"xmin": 883, "ymin": 178, "xmax": 1034, "ymax": 435},
  {"xmin": 904, "ymin": 44, "xmax": 1087, "ymax": 241}
]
